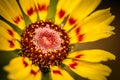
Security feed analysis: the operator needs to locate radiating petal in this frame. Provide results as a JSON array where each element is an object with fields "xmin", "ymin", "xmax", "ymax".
[
  {"xmin": 69, "ymin": 8, "xmax": 115, "ymax": 44},
  {"xmin": 0, "ymin": 20, "xmax": 21, "ymax": 51},
  {"xmin": 63, "ymin": 59, "xmax": 112, "ymax": 80},
  {"xmin": 80, "ymin": 25, "xmax": 115, "ymax": 43},
  {"xmin": 68, "ymin": 49, "xmax": 116, "ymax": 62},
  {"xmin": 0, "ymin": 20, "xmax": 21, "ymax": 40},
  {"xmin": 51, "ymin": 66, "xmax": 74, "ymax": 80},
  {"xmin": 19, "ymin": 0, "xmax": 37, "ymax": 23},
  {"xmin": 77, "ymin": 8, "xmax": 115, "ymax": 33},
  {"xmin": 4, "ymin": 57, "xmax": 32, "ymax": 79},
  {"xmin": 63, "ymin": 0, "xmax": 101, "ymax": 31},
  {"xmin": 23, "ymin": 65, "xmax": 41, "ymax": 80},
  {"xmin": 4, "ymin": 57, "xmax": 32, "ymax": 73},
  {"xmin": 0, "ymin": 37, "xmax": 21, "ymax": 51},
  {"xmin": 34, "ymin": 0, "xmax": 50, "ymax": 21},
  {"xmin": 4, "ymin": 57, "xmax": 41, "ymax": 80},
  {"xmin": 55, "ymin": 0, "xmax": 82, "ymax": 24},
  {"xmin": 0, "ymin": 0, "xmax": 25, "ymax": 30},
  {"xmin": 7, "ymin": 66, "xmax": 31, "ymax": 80}
]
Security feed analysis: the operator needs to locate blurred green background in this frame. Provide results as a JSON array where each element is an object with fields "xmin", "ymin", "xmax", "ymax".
[{"xmin": 0, "ymin": 0, "xmax": 120, "ymax": 80}]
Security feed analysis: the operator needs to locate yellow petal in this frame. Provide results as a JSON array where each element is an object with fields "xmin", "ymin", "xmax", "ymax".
[
  {"xmin": 79, "ymin": 8, "xmax": 115, "ymax": 34},
  {"xmin": 24, "ymin": 65, "xmax": 41, "ymax": 80},
  {"xmin": 19, "ymin": 0, "xmax": 37, "ymax": 23},
  {"xmin": 50, "ymin": 66, "xmax": 74, "ymax": 80},
  {"xmin": 0, "ymin": 37, "xmax": 21, "ymax": 51},
  {"xmin": 7, "ymin": 66, "xmax": 31, "ymax": 80},
  {"xmin": 4, "ymin": 57, "xmax": 33, "ymax": 80},
  {"xmin": 63, "ymin": 0, "xmax": 101, "ymax": 31},
  {"xmin": 55, "ymin": 0, "xmax": 82, "ymax": 24},
  {"xmin": 81, "ymin": 25, "xmax": 115, "ymax": 42},
  {"xmin": 0, "ymin": 20, "xmax": 21, "ymax": 40},
  {"xmin": 63, "ymin": 59, "xmax": 112, "ymax": 80},
  {"xmin": 34, "ymin": 0, "xmax": 50, "ymax": 21},
  {"xmin": 0, "ymin": 20, "xmax": 20, "ymax": 51},
  {"xmin": 68, "ymin": 49, "xmax": 116, "ymax": 62},
  {"xmin": 69, "ymin": 8, "xmax": 115, "ymax": 44},
  {"xmin": 0, "ymin": 0, "xmax": 25, "ymax": 30},
  {"xmin": 4, "ymin": 57, "xmax": 32, "ymax": 73}
]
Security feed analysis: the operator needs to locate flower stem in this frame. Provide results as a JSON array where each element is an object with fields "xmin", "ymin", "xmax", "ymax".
[{"xmin": 39, "ymin": 66, "xmax": 52, "ymax": 80}]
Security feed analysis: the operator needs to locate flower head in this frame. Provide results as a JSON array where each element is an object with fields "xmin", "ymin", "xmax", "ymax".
[{"xmin": 0, "ymin": 0, "xmax": 116, "ymax": 80}]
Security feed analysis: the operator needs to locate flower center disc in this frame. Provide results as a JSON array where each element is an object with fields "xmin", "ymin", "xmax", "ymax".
[
  {"xmin": 33, "ymin": 27, "xmax": 62, "ymax": 53},
  {"xmin": 21, "ymin": 20, "xmax": 71, "ymax": 67}
]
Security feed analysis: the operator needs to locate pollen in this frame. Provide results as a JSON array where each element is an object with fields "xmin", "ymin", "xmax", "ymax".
[{"xmin": 21, "ymin": 20, "xmax": 71, "ymax": 68}]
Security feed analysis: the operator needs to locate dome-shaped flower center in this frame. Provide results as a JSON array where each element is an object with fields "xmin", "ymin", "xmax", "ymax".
[
  {"xmin": 21, "ymin": 20, "xmax": 71, "ymax": 67},
  {"xmin": 33, "ymin": 27, "xmax": 62, "ymax": 53}
]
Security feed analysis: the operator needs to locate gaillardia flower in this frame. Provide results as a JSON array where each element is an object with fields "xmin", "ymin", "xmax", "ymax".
[{"xmin": 0, "ymin": 0, "xmax": 116, "ymax": 80}]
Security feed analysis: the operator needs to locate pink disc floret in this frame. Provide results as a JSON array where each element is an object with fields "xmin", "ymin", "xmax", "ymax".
[{"xmin": 33, "ymin": 27, "xmax": 62, "ymax": 53}]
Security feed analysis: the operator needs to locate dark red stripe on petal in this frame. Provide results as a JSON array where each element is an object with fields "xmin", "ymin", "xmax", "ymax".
[
  {"xmin": 69, "ymin": 17, "xmax": 76, "ymax": 25},
  {"xmin": 38, "ymin": 4, "xmax": 48, "ymax": 11},
  {"xmin": 53, "ymin": 70, "xmax": 62, "ymax": 75},
  {"xmin": 23, "ymin": 60, "xmax": 29, "ymax": 67},
  {"xmin": 75, "ymin": 54, "xmax": 83, "ymax": 58},
  {"xmin": 59, "ymin": 9, "xmax": 65, "ymax": 18},
  {"xmin": 13, "ymin": 16, "xmax": 20, "ymax": 24},
  {"xmin": 75, "ymin": 28, "xmax": 80, "ymax": 35},
  {"xmin": 7, "ymin": 29, "xmax": 14, "ymax": 37},
  {"xmin": 8, "ymin": 40, "xmax": 15, "ymax": 48},
  {"xmin": 27, "ymin": 8, "xmax": 34, "ymax": 16},
  {"xmin": 69, "ymin": 61, "xmax": 78, "ymax": 69},
  {"xmin": 31, "ymin": 69, "xmax": 37, "ymax": 75},
  {"xmin": 78, "ymin": 34, "xmax": 84, "ymax": 42}
]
